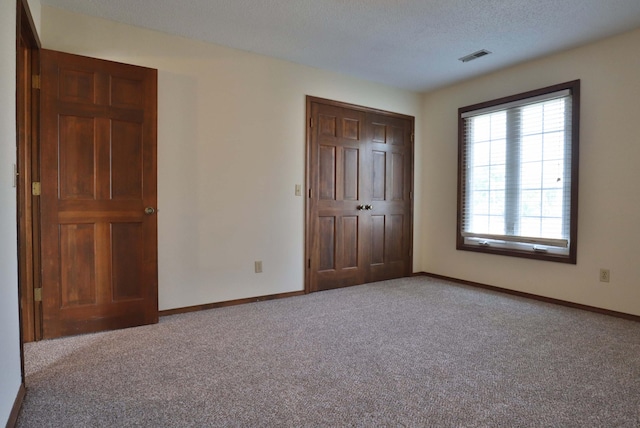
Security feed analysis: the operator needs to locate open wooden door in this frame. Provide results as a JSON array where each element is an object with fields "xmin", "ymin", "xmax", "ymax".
[
  {"xmin": 306, "ymin": 97, "xmax": 414, "ymax": 292},
  {"xmin": 40, "ymin": 50, "xmax": 158, "ymax": 338}
]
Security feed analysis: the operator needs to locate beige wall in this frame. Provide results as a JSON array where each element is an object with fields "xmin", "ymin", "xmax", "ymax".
[
  {"xmin": 27, "ymin": 0, "xmax": 41, "ymax": 35},
  {"xmin": 0, "ymin": 0, "xmax": 23, "ymax": 424},
  {"xmin": 39, "ymin": 6, "xmax": 640, "ymax": 317},
  {"xmin": 41, "ymin": 6, "xmax": 423, "ymax": 310},
  {"xmin": 420, "ymin": 28, "xmax": 640, "ymax": 316}
]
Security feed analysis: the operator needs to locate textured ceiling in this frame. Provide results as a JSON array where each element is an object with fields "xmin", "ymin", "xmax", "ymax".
[{"xmin": 41, "ymin": 0, "xmax": 640, "ymax": 92}]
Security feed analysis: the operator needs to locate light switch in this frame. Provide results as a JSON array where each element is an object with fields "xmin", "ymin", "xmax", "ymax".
[{"xmin": 295, "ymin": 184, "xmax": 302, "ymax": 196}]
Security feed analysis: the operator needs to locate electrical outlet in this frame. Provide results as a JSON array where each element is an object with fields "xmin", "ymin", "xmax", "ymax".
[
  {"xmin": 255, "ymin": 261, "xmax": 263, "ymax": 273},
  {"xmin": 599, "ymin": 268, "xmax": 610, "ymax": 283}
]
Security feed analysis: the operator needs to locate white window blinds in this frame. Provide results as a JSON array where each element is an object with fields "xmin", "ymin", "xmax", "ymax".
[{"xmin": 457, "ymin": 81, "xmax": 580, "ymax": 262}]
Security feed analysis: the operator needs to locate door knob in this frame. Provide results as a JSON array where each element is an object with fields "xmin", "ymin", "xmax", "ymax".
[
  {"xmin": 144, "ymin": 207, "xmax": 156, "ymax": 215},
  {"xmin": 365, "ymin": 204, "xmax": 373, "ymax": 210},
  {"xmin": 357, "ymin": 205, "xmax": 364, "ymax": 210}
]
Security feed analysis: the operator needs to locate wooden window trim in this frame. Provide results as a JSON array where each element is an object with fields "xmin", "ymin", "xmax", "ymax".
[{"xmin": 457, "ymin": 80, "xmax": 580, "ymax": 264}]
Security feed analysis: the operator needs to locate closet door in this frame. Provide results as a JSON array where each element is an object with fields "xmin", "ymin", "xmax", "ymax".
[
  {"xmin": 365, "ymin": 112, "xmax": 414, "ymax": 283},
  {"xmin": 307, "ymin": 102, "xmax": 368, "ymax": 291},
  {"xmin": 306, "ymin": 97, "xmax": 414, "ymax": 292}
]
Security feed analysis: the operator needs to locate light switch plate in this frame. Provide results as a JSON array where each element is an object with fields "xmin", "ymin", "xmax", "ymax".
[{"xmin": 295, "ymin": 184, "xmax": 302, "ymax": 196}]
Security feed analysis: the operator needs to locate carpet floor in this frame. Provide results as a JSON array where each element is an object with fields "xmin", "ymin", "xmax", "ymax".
[{"xmin": 17, "ymin": 277, "xmax": 640, "ymax": 427}]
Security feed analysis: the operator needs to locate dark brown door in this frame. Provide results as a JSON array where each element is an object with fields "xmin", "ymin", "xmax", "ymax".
[
  {"xmin": 365, "ymin": 111, "xmax": 414, "ymax": 283},
  {"xmin": 308, "ymin": 102, "xmax": 368, "ymax": 291},
  {"xmin": 306, "ymin": 97, "xmax": 413, "ymax": 292},
  {"xmin": 40, "ymin": 50, "xmax": 158, "ymax": 338}
]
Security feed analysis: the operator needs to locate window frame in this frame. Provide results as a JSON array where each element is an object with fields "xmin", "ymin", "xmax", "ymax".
[{"xmin": 457, "ymin": 80, "xmax": 580, "ymax": 264}]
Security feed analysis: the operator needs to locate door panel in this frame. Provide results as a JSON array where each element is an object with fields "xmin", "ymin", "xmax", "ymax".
[
  {"xmin": 372, "ymin": 151, "xmax": 386, "ymax": 200},
  {"xmin": 40, "ymin": 49, "xmax": 158, "ymax": 338},
  {"xmin": 343, "ymin": 148, "xmax": 359, "ymax": 200},
  {"xmin": 341, "ymin": 216, "xmax": 359, "ymax": 269},
  {"xmin": 59, "ymin": 224, "xmax": 97, "ymax": 307},
  {"xmin": 387, "ymin": 214, "xmax": 405, "ymax": 262},
  {"xmin": 112, "ymin": 223, "xmax": 144, "ymax": 300},
  {"xmin": 319, "ymin": 145, "xmax": 336, "ymax": 200},
  {"xmin": 370, "ymin": 215, "xmax": 386, "ymax": 265},
  {"xmin": 319, "ymin": 216, "xmax": 336, "ymax": 271},
  {"xmin": 391, "ymin": 153, "xmax": 405, "ymax": 201},
  {"xmin": 59, "ymin": 115, "xmax": 96, "ymax": 199},
  {"xmin": 111, "ymin": 120, "xmax": 143, "ymax": 199},
  {"xmin": 307, "ymin": 98, "xmax": 413, "ymax": 291}
]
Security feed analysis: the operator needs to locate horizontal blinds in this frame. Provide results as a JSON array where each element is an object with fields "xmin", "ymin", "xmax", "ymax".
[
  {"xmin": 461, "ymin": 89, "xmax": 571, "ymax": 118},
  {"xmin": 460, "ymin": 93, "xmax": 573, "ymax": 248}
]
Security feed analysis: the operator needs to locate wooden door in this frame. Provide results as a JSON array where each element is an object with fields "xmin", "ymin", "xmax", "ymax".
[
  {"xmin": 306, "ymin": 97, "xmax": 414, "ymax": 292},
  {"xmin": 365, "ymin": 111, "xmax": 414, "ymax": 283},
  {"xmin": 307, "ymin": 101, "xmax": 368, "ymax": 291},
  {"xmin": 40, "ymin": 50, "xmax": 158, "ymax": 338}
]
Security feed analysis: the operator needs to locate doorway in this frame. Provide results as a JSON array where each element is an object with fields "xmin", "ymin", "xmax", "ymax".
[
  {"xmin": 17, "ymin": 0, "xmax": 42, "ymax": 343},
  {"xmin": 16, "ymin": 8, "xmax": 160, "ymax": 340}
]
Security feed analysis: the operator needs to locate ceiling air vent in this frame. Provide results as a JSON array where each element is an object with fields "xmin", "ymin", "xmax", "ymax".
[{"xmin": 458, "ymin": 49, "xmax": 492, "ymax": 63}]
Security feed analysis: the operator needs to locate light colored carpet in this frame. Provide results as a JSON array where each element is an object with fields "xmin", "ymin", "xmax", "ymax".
[{"xmin": 17, "ymin": 277, "xmax": 640, "ymax": 427}]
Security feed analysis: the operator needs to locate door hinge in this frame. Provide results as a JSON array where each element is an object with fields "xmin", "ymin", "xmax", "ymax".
[
  {"xmin": 34, "ymin": 288, "xmax": 42, "ymax": 302},
  {"xmin": 308, "ymin": 188, "xmax": 312, "ymax": 198},
  {"xmin": 410, "ymin": 133, "xmax": 414, "ymax": 143},
  {"xmin": 32, "ymin": 182, "xmax": 41, "ymax": 196},
  {"xmin": 308, "ymin": 259, "xmax": 311, "ymax": 269},
  {"xmin": 32, "ymin": 75, "xmax": 41, "ymax": 90},
  {"xmin": 309, "ymin": 117, "xmax": 314, "ymax": 128},
  {"xmin": 410, "ymin": 191, "xmax": 413, "ymax": 200}
]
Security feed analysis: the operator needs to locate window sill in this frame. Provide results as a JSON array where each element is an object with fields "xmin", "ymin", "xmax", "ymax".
[{"xmin": 456, "ymin": 240, "xmax": 577, "ymax": 264}]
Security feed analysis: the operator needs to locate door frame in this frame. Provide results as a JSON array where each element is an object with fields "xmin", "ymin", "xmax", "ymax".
[
  {"xmin": 304, "ymin": 96, "xmax": 415, "ymax": 293},
  {"xmin": 16, "ymin": 0, "xmax": 42, "ymax": 345}
]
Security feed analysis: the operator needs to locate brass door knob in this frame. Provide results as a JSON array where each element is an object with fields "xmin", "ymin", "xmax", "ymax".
[{"xmin": 144, "ymin": 207, "xmax": 156, "ymax": 215}]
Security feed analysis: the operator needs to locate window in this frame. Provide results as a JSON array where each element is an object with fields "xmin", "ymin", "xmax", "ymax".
[{"xmin": 457, "ymin": 81, "xmax": 580, "ymax": 263}]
